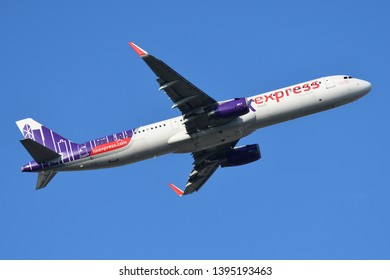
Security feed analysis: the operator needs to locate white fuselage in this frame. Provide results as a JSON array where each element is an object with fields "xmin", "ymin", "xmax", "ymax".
[{"xmin": 58, "ymin": 75, "xmax": 371, "ymax": 172}]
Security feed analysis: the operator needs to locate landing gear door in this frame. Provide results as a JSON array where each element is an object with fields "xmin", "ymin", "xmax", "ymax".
[{"xmin": 325, "ymin": 77, "xmax": 335, "ymax": 89}]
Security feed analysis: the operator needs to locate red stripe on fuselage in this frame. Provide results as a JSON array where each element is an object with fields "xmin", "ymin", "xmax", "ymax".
[{"xmin": 90, "ymin": 138, "xmax": 131, "ymax": 156}]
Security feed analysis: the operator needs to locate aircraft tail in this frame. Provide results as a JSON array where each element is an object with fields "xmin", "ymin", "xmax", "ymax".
[
  {"xmin": 16, "ymin": 118, "xmax": 73, "ymax": 190},
  {"xmin": 16, "ymin": 118, "xmax": 73, "ymax": 152}
]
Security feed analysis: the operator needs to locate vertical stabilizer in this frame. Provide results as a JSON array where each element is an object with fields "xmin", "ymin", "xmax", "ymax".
[{"xmin": 16, "ymin": 118, "xmax": 73, "ymax": 151}]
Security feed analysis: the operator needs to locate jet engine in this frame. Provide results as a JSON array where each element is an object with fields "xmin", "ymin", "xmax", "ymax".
[
  {"xmin": 208, "ymin": 98, "xmax": 249, "ymax": 120},
  {"xmin": 221, "ymin": 144, "xmax": 261, "ymax": 168}
]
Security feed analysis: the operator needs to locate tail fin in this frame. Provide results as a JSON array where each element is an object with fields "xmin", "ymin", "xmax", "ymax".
[
  {"xmin": 16, "ymin": 118, "xmax": 73, "ymax": 152},
  {"xmin": 16, "ymin": 118, "xmax": 72, "ymax": 190},
  {"xmin": 16, "ymin": 117, "xmax": 81, "ymax": 171}
]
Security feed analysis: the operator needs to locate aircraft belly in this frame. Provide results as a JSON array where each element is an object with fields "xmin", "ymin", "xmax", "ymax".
[
  {"xmin": 169, "ymin": 115, "xmax": 255, "ymax": 153},
  {"xmin": 55, "ymin": 148, "xmax": 133, "ymax": 171},
  {"xmin": 56, "ymin": 139, "xmax": 173, "ymax": 171},
  {"xmin": 131, "ymin": 139, "xmax": 174, "ymax": 161},
  {"xmin": 193, "ymin": 124, "xmax": 253, "ymax": 152}
]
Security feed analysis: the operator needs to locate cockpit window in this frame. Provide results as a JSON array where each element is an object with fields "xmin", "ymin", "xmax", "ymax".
[{"xmin": 344, "ymin": 76, "xmax": 353, "ymax": 79}]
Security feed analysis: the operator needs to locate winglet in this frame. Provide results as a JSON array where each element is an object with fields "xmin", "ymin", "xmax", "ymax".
[
  {"xmin": 128, "ymin": 42, "xmax": 148, "ymax": 56},
  {"xmin": 169, "ymin": 183, "xmax": 184, "ymax": 196}
]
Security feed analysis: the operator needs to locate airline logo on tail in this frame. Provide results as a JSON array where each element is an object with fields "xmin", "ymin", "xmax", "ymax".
[
  {"xmin": 16, "ymin": 118, "xmax": 134, "ymax": 164},
  {"xmin": 16, "ymin": 118, "xmax": 81, "ymax": 162},
  {"xmin": 16, "ymin": 118, "xmax": 135, "ymax": 190}
]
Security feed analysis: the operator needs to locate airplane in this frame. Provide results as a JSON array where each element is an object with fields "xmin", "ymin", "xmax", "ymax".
[{"xmin": 16, "ymin": 42, "xmax": 372, "ymax": 196}]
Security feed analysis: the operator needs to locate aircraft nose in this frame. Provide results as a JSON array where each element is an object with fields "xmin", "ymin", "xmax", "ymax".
[
  {"xmin": 362, "ymin": 80, "xmax": 372, "ymax": 92},
  {"xmin": 357, "ymin": 79, "xmax": 372, "ymax": 96}
]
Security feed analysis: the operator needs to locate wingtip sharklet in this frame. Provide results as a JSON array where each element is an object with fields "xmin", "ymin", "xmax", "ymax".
[
  {"xmin": 128, "ymin": 42, "xmax": 148, "ymax": 56},
  {"xmin": 169, "ymin": 183, "xmax": 184, "ymax": 196}
]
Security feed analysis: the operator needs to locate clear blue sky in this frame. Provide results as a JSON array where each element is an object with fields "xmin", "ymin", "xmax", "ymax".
[{"xmin": 1, "ymin": 0, "xmax": 389, "ymax": 259}]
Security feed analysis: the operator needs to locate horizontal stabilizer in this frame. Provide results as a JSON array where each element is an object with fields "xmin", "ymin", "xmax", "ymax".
[
  {"xmin": 20, "ymin": 139, "xmax": 61, "ymax": 163},
  {"xmin": 37, "ymin": 171, "xmax": 57, "ymax": 190}
]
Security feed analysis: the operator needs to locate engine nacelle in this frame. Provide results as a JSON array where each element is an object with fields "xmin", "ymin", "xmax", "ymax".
[
  {"xmin": 208, "ymin": 98, "xmax": 249, "ymax": 120},
  {"xmin": 221, "ymin": 144, "xmax": 261, "ymax": 168}
]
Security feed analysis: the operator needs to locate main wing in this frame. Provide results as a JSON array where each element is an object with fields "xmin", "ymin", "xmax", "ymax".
[
  {"xmin": 128, "ymin": 42, "xmax": 243, "ymax": 195},
  {"xmin": 169, "ymin": 140, "xmax": 239, "ymax": 196},
  {"xmin": 128, "ymin": 42, "xmax": 222, "ymax": 133}
]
